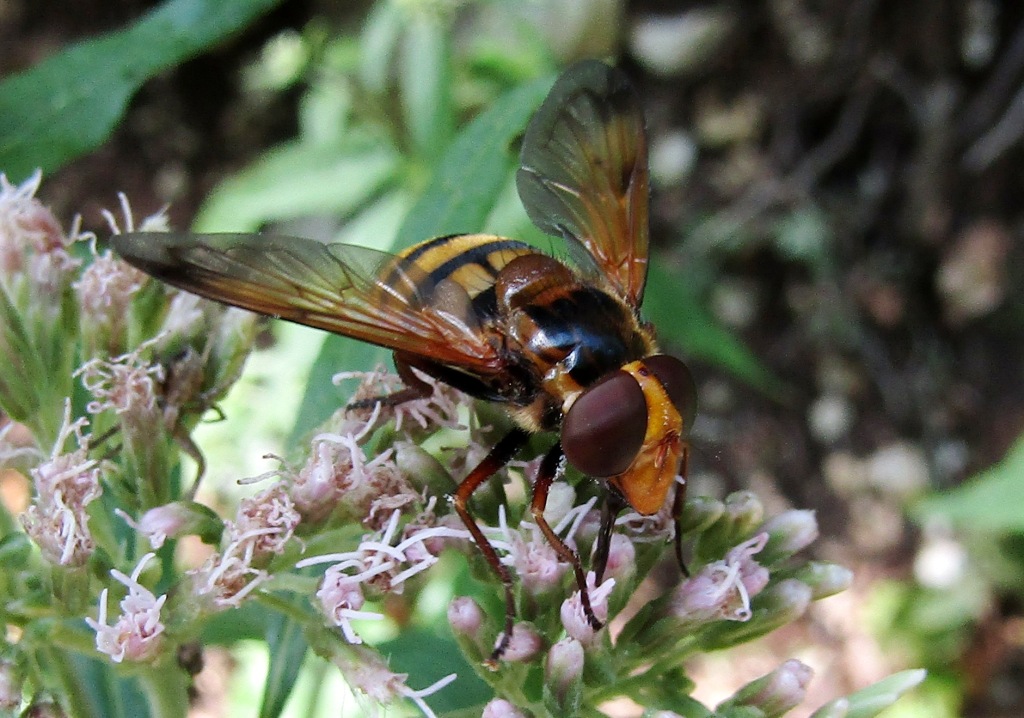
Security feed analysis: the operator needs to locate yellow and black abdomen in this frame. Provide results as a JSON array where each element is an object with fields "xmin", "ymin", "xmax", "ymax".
[{"xmin": 382, "ymin": 234, "xmax": 538, "ymax": 326}]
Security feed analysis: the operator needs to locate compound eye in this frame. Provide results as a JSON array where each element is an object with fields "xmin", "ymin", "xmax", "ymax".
[
  {"xmin": 562, "ymin": 371, "xmax": 647, "ymax": 477},
  {"xmin": 645, "ymin": 355, "xmax": 697, "ymax": 433}
]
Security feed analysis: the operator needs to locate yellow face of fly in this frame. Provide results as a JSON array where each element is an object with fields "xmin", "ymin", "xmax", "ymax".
[{"xmin": 607, "ymin": 360, "xmax": 685, "ymax": 516}]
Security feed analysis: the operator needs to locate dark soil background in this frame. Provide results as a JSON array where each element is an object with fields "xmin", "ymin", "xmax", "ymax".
[{"xmin": 4, "ymin": 1, "xmax": 1024, "ymax": 716}]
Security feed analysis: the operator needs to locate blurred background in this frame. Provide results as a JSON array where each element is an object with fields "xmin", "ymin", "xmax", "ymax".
[{"xmin": 3, "ymin": 1, "xmax": 1024, "ymax": 716}]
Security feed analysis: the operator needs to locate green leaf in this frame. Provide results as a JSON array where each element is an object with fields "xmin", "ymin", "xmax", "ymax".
[
  {"xmin": 399, "ymin": 11, "xmax": 454, "ymax": 161},
  {"xmin": 260, "ymin": 612, "xmax": 310, "ymax": 718},
  {"xmin": 0, "ymin": 283, "xmax": 39, "ymax": 424},
  {"xmin": 914, "ymin": 433, "xmax": 1024, "ymax": 533},
  {"xmin": 393, "ymin": 74, "xmax": 553, "ymax": 250},
  {"xmin": 192, "ymin": 144, "xmax": 401, "ymax": 232},
  {"xmin": 379, "ymin": 628, "xmax": 492, "ymax": 713},
  {"xmin": 359, "ymin": 1, "xmax": 404, "ymax": 93},
  {"xmin": 0, "ymin": 0, "xmax": 282, "ymax": 181},
  {"xmin": 644, "ymin": 262, "xmax": 786, "ymax": 397},
  {"xmin": 810, "ymin": 669, "xmax": 927, "ymax": 718}
]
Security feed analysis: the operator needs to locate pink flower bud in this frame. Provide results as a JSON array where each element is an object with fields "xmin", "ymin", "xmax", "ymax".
[
  {"xmin": 759, "ymin": 509, "xmax": 819, "ymax": 562},
  {"xmin": 717, "ymin": 659, "xmax": 814, "ymax": 717},
  {"xmin": 602, "ymin": 533, "xmax": 636, "ymax": 582},
  {"xmin": 447, "ymin": 597, "xmax": 484, "ymax": 639},
  {"xmin": 482, "ymin": 698, "xmax": 527, "ymax": 718},
  {"xmin": 545, "ymin": 637, "xmax": 585, "ymax": 709},
  {"xmin": 499, "ymin": 623, "xmax": 543, "ymax": 663}
]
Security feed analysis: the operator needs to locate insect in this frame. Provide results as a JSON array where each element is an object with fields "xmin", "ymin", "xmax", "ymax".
[{"xmin": 112, "ymin": 60, "xmax": 697, "ymax": 664}]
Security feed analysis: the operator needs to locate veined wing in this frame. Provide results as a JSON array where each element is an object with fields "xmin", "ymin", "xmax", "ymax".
[
  {"xmin": 516, "ymin": 60, "xmax": 650, "ymax": 309},
  {"xmin": 111, "ymin": 232, "xmax": 507, "ymax": 373}
]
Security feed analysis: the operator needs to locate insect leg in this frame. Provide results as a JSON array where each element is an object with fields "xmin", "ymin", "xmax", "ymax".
[
  {"xmin": 530, "ymin": 443, "xmax": 602, "ymax": 631},
  {"xmin": 672, "ymin": 444, "xmax": 690, "ymax": 576},
  {"xmin": 451, "ymin": 427, "xmax": 530, "ymax": 667},
  {"xmin": 593, "ymin": 488, "xmax": 627, "ymax": 584}
]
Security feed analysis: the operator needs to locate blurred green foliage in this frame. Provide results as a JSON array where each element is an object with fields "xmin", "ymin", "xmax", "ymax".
[{"xmin": 0, "ymin": 0, "xmax": 284, "ymax": 182}]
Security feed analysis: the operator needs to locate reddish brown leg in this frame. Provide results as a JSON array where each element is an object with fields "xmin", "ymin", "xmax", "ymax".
[
  {"xmin": 452, "ymin": 428, "xmax": 530, "ymax": 667},
  {"xmin": 673, "ymin": 444, "xmax": 690, "ymax": 577},
  {"xmin": 530, "ymin": 443, "xmax": 602, "ymax": 631},
  {"xmin": 593, "ymin": 489, "xmax": 627, "ymax": 584}
]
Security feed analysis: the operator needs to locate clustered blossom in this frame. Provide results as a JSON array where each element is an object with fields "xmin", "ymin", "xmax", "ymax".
[
  {"xmin": 615, "ymin": 475, "xmax": 684, "ymax": 542},
  {"xmin": 289, "ymin": 367, "xmax": 467, "ymax": 526},
  {"xmin": 545, "ymin": 637, "xmax": 585, "ymax": 705},
  {"xmin": 718, "ymin": 658, "xmax": 814, "ymax": 716},
  {"xmin": 670, "ymin": 532, "xmax": 772, "ymax": 623},
  {"xmin": 601, "ymin": 532, "xmax": 637, "ymax": 583},
  {"xmin": 116, "ymin": 503, "xmax": 196, "ymax": 549},
  {"xmin": 0, "ymin": 178, "xmax": 920, "ymax": 718},
  {"xmin": 505, "ymin": 528, "xmax": 568, "ymax": 595},
  {"xmin": 188, "ymin": 484, "xmax": 300, "ymax": 609},
  {"xmin": 298, "ymin": 509, "xmax": 470, "ymax": 645},
  {"xmin": 0, "ymin": 171, "xmax": 79, "ymax": 289},
  {"xmin": 157, "ymin": 291, "xmax": 207, "ymax": 341},
  {"xmin": 482, "ymin": 698, "xmax": 528, "ymax": 718},
  {"xmin": 76, "ymin": 340, "xmax": 166, "ymax": 427},
  {"xmin": 290, "ymin": 404, "xmax": 421, "ymax": 526},
  {"xmin": 99, "ymin": 191, "xmax": 170, "ymax": 237},
  {"xmin": 20, "ymin": 402, "xmax": 102, "ymax": 566},
  {"xmin": 73, "ymin": 244, "xmax": 146, "ymax": 347},
  {"xmin": 228, "ymin": 483, "xmax": 300, "ymax": 556},
  {"xmin": 489, "ymin": 496, "xmax": 596, "ymax": 597},
  {"xmin": 333, "ymin": 367, "xmax": 463, "ymax": 434},
  {"xmin": 499, "ymin": 623, "xmax": 543, "ymax": 663},
  {"xmin": 85, "ymin": 553, "xmax": 167, "ymax": 663}
]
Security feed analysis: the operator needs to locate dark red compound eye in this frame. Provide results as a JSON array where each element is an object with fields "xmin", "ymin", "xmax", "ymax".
[
  {"xmin": 645, "ymin": 354, "xmax": 697, "ymax": 433},
  {"xmin": 562, "ymin": 371, "xmax": 647, "ymax": 477}
]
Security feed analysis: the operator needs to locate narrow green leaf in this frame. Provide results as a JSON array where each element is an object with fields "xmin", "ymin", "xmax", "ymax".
[
  {"xmin": 393, "ymin": 74, "xmax": 553, "ymax": 249},
  {"xmin": 0, "ymin": 0, "xmax": 282, "ymax": 180},
  {"xmin": 644, "ymin": 262, "xmax": 786, "ymax": 397},
  {"xmin": 260, "ymin": 612, "xmax": 310, "ymax": 718},
  {"xmin": 914, "ymin": 433, "xmax": 1024, "ymax": 533},
  {"xmin": 399, "ymin": 12, "xmax": 453, "ymax": 161},
  {"xmin": 0, "ymin": 284, "xmax": 39, "ymax": 423},
  {"xmin": 359, "ymin": 1, "xmax": 404, "ymax": 93},
  {"xmin": 192, "ymin": 144, "xmax": 401, "ymax": 232},
  {"xmin": 810, "ymin": 669, "xmax": 927, "ymax": 718}
]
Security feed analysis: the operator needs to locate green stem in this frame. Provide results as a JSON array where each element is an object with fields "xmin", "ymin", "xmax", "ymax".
[
  {"xmin": 255, "ymin": 590, "xmax": 316, "ymax": 623},
  {"xmin": 137, "ymin": 662, "xmax": 189, "ymax": 718}
]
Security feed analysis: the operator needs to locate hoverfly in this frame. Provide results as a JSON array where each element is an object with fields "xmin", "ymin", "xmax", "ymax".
[{"xmin": 112, "ymin": 60, "xmax": 697, "ymax": 663}]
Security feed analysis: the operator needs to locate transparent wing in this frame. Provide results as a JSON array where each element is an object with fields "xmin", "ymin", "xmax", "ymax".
[
  {"xmin": 516, "ymin": 60, "xmax": 650, "ymax": 309},
  {"xmin": 111, "ymin": 232, "xmax": 505, "ymax": 373}
]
